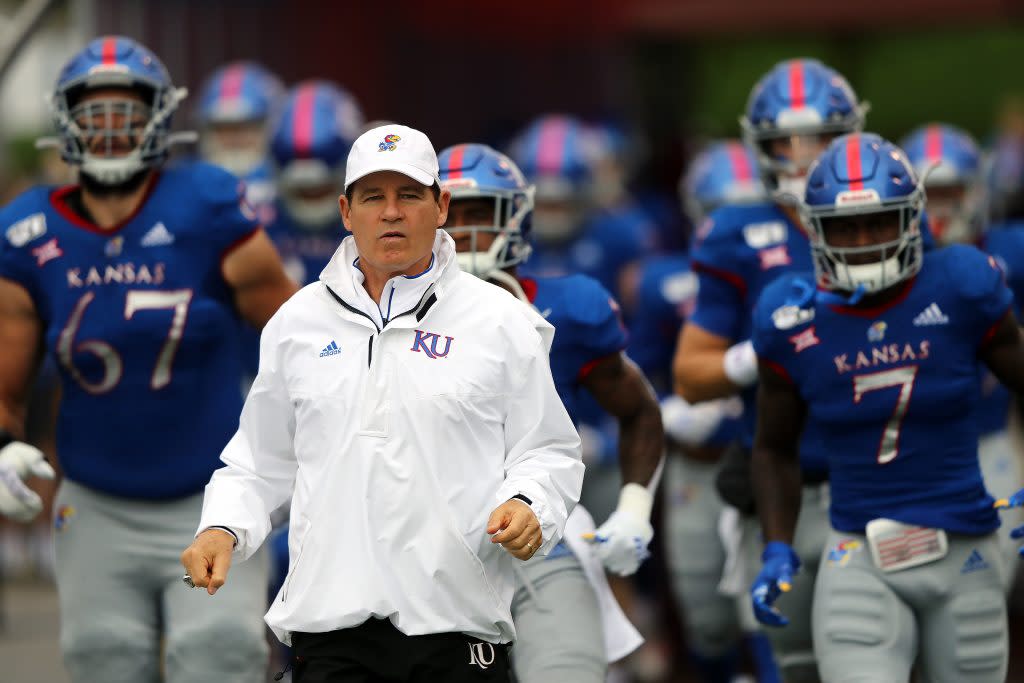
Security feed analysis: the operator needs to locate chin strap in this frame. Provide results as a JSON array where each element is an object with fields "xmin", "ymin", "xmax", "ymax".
[{"xmin": 488, "ymin": 269, "xmax": 530, "ymax": 304}]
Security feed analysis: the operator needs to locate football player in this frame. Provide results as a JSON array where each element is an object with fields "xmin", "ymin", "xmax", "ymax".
[
  {"xmin": 439, "ymin": 143, "xmax": 662, "ymax": 682},
  {"xmin": 903, "ymin": 123, "xmax": 1024, "ymax": 587},
  {"xmin": 672, "ymin": 58, "xmax": 869, "ymax": 682},
  {"xmin": 509, "ymin": 114, "xmax": 658, "ymax": 301},
  {"xmin": 266, "ymin": 80, "xmax": 363, "ymax": 285},
  {"xmin": 750, "ymin": 132, "xmax": 1022, "ymax": 683},
  {"xmin": 195, "ymin": 61, "xmax": 284, "ymax": 225},
  {"xmin": 633, "ymin": 140, "xmax": 777, "ymax": 683},
  {"xmin": 0, "ymin": 37, "xmax": 297, "ymax": 682}
]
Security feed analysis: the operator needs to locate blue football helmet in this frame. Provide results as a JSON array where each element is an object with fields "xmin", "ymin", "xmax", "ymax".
[
  {"xmin": 802, "ymin": 133, "xmax": 924, "ymax": 295},
  {"xmin": 439, "ymin": 143, "xmax": 534, "ymax": 282},
  {"xmin": 46, "ymin": 36, "xmax": 190, "ymax": 185},
  {"xmin": 741, "ymin": 58, "xmax": 867, "ymax": 203},
  {"xmin": 681, "ymin": 140, "xmax": 766, "ymax": 225},
  {"xmin": 507, "ymin": 114, "xmax": 596, "ymax": 243},
  {"xmin": 901, "ymin": 124, "xmax": 983, "ymax": 245},
  {"xmin": 270, "ymin": 81, "xmax": 364, "ymax": 229},
  {"xmin": 196, "ymin": 61, "xmax": 284, "ymax": 177}
]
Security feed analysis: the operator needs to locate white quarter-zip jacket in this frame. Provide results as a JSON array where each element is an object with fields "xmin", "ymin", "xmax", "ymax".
[{"xmin": 198, "ymin": 231, "xmax": 584, "ymax": 645}]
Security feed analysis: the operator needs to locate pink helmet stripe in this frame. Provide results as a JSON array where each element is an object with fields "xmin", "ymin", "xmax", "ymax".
[
  {"xmin": 727, "ymin": 142, "xmax": 753, "ymax": 181},
  {"xmin": 925, "ymin": 125, "xmax": 943, "ymax": 163},
  {"xmin": 219, "ymin": 64, "xmax": 245, "ymax": 103},
  {"xmin": 536, "ymin": 118, "xmax": 568, "ymax": 175},
  {"xmin": 292, "ymin": 85, "xmax": 316, "ymax": 158}
]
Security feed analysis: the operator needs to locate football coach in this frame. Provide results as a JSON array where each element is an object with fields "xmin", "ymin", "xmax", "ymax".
[{"xmin": 181, "ymin": 124, "xmax": 584, "ymax": 682}]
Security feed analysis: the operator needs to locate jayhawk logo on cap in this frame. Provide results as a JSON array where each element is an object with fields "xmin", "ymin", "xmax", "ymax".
[{"xmin": 378, "ymin": 134, "xmax": 401, "ymax": 152}]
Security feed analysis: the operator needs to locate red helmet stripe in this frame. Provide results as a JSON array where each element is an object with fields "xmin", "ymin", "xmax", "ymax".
[
  {"xmin": 447, "ymin": 145, "xmax": 466, "ymax": 180},
  {"xmin": 846, "ymin": 134, "xmax": 864, "ymax": 191},
  {"xmin": 789, "ymin": 61, "xmax": 806, "ymax": 109},
  {"xmin": 101, "ymin": 37, "xmax": 117, "ymax": 66}
]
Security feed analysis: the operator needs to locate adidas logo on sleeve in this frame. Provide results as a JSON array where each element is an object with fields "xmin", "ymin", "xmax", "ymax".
[
  {"xmin": 319, "ymin": 340, "xmax": 341, "ymax": 357},
  {"xmin": 912, "ymin": 303, "xmax": 949, "ymax": 326}
]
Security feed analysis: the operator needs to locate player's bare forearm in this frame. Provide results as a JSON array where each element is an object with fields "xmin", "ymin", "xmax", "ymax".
[
  {"xmin": 221, "ymin": 230, "xmax": 300, "ymax": 329},
  {"xmin": 980, "ymin": 311, "xmax": 1024, "ymax": 394},
  {"xmin": 750, "ymin": 361, "xmax": 805, "ymax": 544},
  {"xmin": 583, "ymin": 353, "xmax": 663, "ymax": 485},
  {"xmin": 673, "ymin": 323, "xmax": 739, "ymax": 402},
  {"xmin": 0, "ymin": 278, "xmax": 43, "ymax": 437}
]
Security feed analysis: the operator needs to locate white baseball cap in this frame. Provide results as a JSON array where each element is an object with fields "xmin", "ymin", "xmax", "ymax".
[{"xmin": 344, "ymin": 124, "xmax": 441, "ymax": 191}]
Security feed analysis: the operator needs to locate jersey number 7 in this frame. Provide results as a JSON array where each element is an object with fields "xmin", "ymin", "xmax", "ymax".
[
  {"xmin": 58, "ymin": 290, "xmax": 194, "ymax": 394},
  {"xmin": 852, "ymin": 366, "xmax": 919, "ymax": 464}
]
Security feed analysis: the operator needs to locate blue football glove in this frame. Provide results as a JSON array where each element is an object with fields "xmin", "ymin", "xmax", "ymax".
[
  {"xmin": 751, "ymin": 541, "xmax": 801, "ymax": 627},
  {"xmin": 994, "ymin": 489, "xmax": 1024, "ymax": 556}
]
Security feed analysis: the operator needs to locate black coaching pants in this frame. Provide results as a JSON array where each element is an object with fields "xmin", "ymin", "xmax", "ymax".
[{"xmin": 290, "ymin": 617, "xmax": 511, "ymax": 682}]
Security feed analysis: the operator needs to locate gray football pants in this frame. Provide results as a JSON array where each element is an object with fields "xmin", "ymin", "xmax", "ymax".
[
  {"xmin": 740, "ymin": 484, "xmax": 829, "ymax": 682},
  {"xmin": 978, "ymin": 429, "xmax": 1024, "ymax": 590},
  {"xmin": 813, "ymin": 528, "xmax": 1007, "ymax": 683},
  {"xmin": 54, "ymin": 479, "xmax": 269, "ymax": 683},
  {"xmin": 510, "ymin": 552, "xmax": 606, "ymax": 683},
  {"xmin": 663, "ymin": 456, "xmax": 742, "ymax": 657}
]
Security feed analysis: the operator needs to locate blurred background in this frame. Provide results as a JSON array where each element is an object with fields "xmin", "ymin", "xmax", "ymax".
[{"xmin": 2, "ymin": 0, "xmax": 1024, "ymax": 681}]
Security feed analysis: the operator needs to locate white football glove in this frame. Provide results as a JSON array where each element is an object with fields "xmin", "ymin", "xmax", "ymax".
[
  {"xmin": 661, "ymin": 394, "xmax": 742, "ymax": 447},
  {"xmin": 588, "ymin": 483, "xmax": 654, "ymax": 576},
  {"xmin": 723, "ymin": 339, "xmax": 758, "ymax": 388},
  {"xmin": 0, "ymin": 441, "xmax": 55, "ymax": 523}
]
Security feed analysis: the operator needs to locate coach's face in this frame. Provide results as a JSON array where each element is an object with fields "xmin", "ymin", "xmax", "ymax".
[{"xmin": 340, "ymin": 171, "xmax": 450, "ymax": 277}]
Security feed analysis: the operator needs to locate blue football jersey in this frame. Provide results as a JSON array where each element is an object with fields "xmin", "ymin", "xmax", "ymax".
[
  {"xmin": 631, "ymin": 254, "xmax": 740, "ymax": 446},
  {"xmin": 524, "ymin": 204, "xmax": 658, "ymax": 299},
  {"xmin": 0, "ymin": 162, "xmax": 260, "ymax": 499},
  {"xmin": 266, "ymin": 206, "xmax": 349, "ymax": 286},
  {"xmin": 688, "ymin": 201, "xmax": 818, "ymax": 459},
  {"xmin": 689, "ymin": 201, "xmax": 935, "ymax": 463},
  {"xmin": 752, "ymin": 245, "xmax": 1013, "ymax": 535},
  {"xmin": 520, "ymin": 275, "xmax": 628, "ymax": 420}
]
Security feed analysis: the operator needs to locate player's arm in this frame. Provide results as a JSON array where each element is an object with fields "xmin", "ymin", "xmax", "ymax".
[
  {"xmin": 221, "ymin": 229, "xmax": 299, "ymax": 329},
  {"xmin": 750, "ymin": 360, "xmax": 805, "ymax": 544},
  {"xmin": 0, "ymin": 278, "xmax": 43, "ymax": 437},
  {"xmin": 673, "ymin": 267, "xmax": 756, "ymax": 403},
  {"xmin": 0, "ymin": 277, "xmax": 55, "ymax": 522},
  {"xmin": 582, "ymin": 353, "xmax": 664, "ymax": 575},
  {"xmin": 979, "ymin": 310, "xmax": 1024, "ymax": 391},
  {"xmin": 673, "ymin": 323, "xmax": 751, "ymax": 401},
  {"xmin": 748, "ymin": 358, "xmax": 806, "ymax": 627},
  {"xmin": 582, "ymin": 353, "xmax": 662, "ymax": 486}
]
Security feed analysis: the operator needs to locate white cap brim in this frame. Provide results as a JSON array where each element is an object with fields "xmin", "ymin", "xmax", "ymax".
[{"xmin": 344, "ymin": 161, "xmax": 438, "ymax": 191}]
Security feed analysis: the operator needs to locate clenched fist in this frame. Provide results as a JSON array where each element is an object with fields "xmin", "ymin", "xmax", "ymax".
[
  {"xmin": 487, "ymin": 498, "xmax": 541, "ymax": 560},
  {"xmin": 180, "ymin": 528, "xmax": 236, "ymax": 595}
]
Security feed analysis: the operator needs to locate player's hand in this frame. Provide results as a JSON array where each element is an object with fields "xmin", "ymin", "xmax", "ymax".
[
  {"xmin": 751, "ymin": 541, "xmax": 800, "ymax": 627},
  {"xmin": 180, "ymin": 528, "xmax": 236, "ymax": 595},
  {"xmin": 994, "ymin": 489, "xmax": 1024, "ymax": 556},
  {"xmin": 586, "ymin": 509, "xmax": 654, "ymax": 576},
  {"xmin": 584, "ymin": 482, "xmax": 655, "ymax": 576},
  {"xmin": 661, "ymin": 394, "xmax": 741, "ymax": 447},
  {"xmin": 0, "ymin": 441, "xmax": 56, "ymax": 523},
  {"xmin": 487, "ymin": 498, "xmax": 541, "ymax": 561}
]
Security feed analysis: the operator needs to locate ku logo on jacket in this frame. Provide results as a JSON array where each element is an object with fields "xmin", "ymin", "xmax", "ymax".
[{"xmin": 411, "ymin": 329, "xmax": 454, "ymax": 359}]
